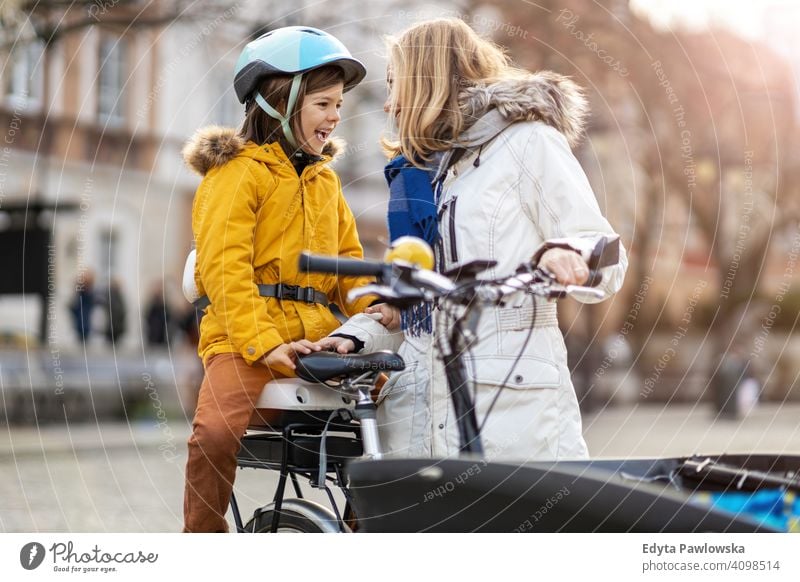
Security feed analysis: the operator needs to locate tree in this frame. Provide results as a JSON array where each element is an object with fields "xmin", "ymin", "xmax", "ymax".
[{"xmin": 492, "ymin": 0, "xmax": 800, "ymax": 396}]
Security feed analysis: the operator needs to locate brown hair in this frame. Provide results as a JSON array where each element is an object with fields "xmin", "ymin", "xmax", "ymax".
[
  {"xmin": 240, "ymin": 65, "xmax": 345, "ymax": 154},
  {"xmin": 382, "ymin": 18, "xmax": 522, "ymax": 164}
]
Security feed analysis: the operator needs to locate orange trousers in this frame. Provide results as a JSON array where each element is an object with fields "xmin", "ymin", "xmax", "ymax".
[{"xmin": 183, "ymin": 352, "xmax": 284, "ymax": 532}]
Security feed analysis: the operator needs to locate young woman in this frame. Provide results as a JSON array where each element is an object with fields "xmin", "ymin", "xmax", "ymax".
[
  {"xmin": 181, "ymin": 26, "xmax": 375, "ymax": 532},
  {"xmin": 372, "ymin": 18, "xmax": 628, "ymax": 461}
]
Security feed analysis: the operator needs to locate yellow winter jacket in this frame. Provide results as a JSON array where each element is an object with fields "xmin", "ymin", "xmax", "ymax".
[{"xmin": 182, "ymin": 126, "xmax": 374, "ymax": 366}]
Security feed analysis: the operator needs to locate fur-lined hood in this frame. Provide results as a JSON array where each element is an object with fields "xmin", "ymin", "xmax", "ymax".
[
  {"xmin": 458, "ymin": 71, "xmax": 588, "ymax": 148},
  {"xmin": 182, "ymin": 125, "xmax": 344, "ymax": 176}
]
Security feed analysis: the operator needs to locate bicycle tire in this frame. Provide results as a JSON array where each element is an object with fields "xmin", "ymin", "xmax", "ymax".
[
  {"xmin": 244, "ymin": 509, "xmax": 325, "ymax": 533},
  {"xmin": 242, "ymin": 499, "xmax": 345, "ymax": 533}
]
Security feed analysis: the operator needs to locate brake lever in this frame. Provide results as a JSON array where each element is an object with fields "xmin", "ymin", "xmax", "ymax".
[
  {"xmin": 564, "ymin": 285, "xmax": 605, "ymax": 301},
  {"xmin": 347, "ymin": 285, "xmax": 397, "ymax": 302},
  {"xmin": 347, "ymin": 283, "xmax": 428, "ymax": 308},
  {"xmin": 409, "ymin": 269, "xmax": 456, "ymax": 294},
  {"xmin": 531, "ymin": 266, "xmax": 605, "ymax": 300}
]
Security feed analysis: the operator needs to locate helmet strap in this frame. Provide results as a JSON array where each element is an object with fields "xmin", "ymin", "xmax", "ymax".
[{"xmin": 254, "ymin": 73, "xmax": 303, "ymax": 149}]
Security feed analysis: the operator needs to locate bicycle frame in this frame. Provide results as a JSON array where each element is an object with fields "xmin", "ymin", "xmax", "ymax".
[{"xmin": 230, "ymin": 367, "xmax": 385, "ymax": 532}]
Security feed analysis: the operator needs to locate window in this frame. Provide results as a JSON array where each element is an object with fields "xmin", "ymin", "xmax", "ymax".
[
  {"xmin": 3, "ymin": 40, "xmax": 44, "ymax": 109},
  {"xmin": 97, "ymin": 36, "xmax": 127, "ymax": 126}
]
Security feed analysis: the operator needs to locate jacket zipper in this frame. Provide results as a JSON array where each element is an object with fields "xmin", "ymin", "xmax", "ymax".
[
  {"xmin": 448, "ymin": 196, "xmax": 458, "ymax": 263},
  {"xmin": 438, "ymin": 151, "xmax": 466, "ymax": 266}
]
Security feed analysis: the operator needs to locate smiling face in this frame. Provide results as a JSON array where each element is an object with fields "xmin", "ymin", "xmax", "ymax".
[{"xmin": 297, "ymin": 82, "xmax": 344, "ymax": 155}]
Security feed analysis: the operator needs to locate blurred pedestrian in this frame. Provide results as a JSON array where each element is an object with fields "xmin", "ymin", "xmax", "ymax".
[
  {"xmin": 144, "ymin": 283, "xmax": 172, "ymax": 346},
  {"xmin": 101, "ymin": 278, "xmax": 127, "ymax": 345},
  {"xmin": 713, "ymin": 345, "xmax": 749, "ymax": 419},
  {"xmin": 69, "ymin": 270, "xmax": 95, "ymax": 343},
  {"xmin": 737, "ymin": 372, "xmax": 760, "ymax": 416},
  {"xmin": 178, "ymin": 304, "xmax": 202, "ymax": 346}
]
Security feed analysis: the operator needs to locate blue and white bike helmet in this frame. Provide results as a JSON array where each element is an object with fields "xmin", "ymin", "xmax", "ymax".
[{"xmin": 234, "ymin": 26, "xmax": 366, "ymax": 147}]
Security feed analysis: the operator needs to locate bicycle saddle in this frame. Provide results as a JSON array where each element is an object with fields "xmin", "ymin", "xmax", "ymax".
[{"xmin": 296, "ymin": 350, "xmax": 405, "ymax": 383}]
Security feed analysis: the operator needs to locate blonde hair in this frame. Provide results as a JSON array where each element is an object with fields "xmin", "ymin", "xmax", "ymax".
[{"xmin": 382, "ymin": 18, "xmax": 521, "ymax": 163}]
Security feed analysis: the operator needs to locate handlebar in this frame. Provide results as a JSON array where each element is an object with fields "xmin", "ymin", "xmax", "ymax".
[
  {"xmin": 299, "ymin": 252, "xmax": 387, "ymax": 278},
  {"xmin": 299, "ymin": 251, "xmax": 606, "ymax": 307}
]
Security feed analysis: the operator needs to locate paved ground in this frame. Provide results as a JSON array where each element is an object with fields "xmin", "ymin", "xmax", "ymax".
[
  {"xmin": 583, "ymin": 402, "xmax": 800, "ymax": 458},
  {"xmin": 0, "ymin": 419, "xmax": 334, "ymax": 532},
  {"xmin": 1, "ymin": 402, "xmax": 798, "ymax": 532}
]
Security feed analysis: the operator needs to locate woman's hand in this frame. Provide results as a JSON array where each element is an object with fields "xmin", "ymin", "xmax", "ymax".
[
  {"xmin": 538, "ymin": 248, "xmax": 590, "ymax": 286},
  {"xmin": 365, "ymin": 303, "xmax": 402, "ymax": 330},
  {"xmin": 315, "ymin": 336, "xmax": 357, "ymax": 354},
  {"xmin": 261, "ymin": 340, "xmax": 321, "ymax": 370}
]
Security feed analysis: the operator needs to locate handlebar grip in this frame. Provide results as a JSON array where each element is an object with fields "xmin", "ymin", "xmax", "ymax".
[{"xmin": 298, "ymin": 252, "xmax": 386, "ymax": 277}]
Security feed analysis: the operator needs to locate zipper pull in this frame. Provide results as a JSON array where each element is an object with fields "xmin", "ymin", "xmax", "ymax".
[{"xmin": 473, "ymin": 145, "xmax": 483, "ymax": 167}]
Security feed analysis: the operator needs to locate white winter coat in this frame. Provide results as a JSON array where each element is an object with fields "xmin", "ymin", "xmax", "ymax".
[{"xmin": 349, "ymin": 74, "xmax": 627, "ymax": 462}]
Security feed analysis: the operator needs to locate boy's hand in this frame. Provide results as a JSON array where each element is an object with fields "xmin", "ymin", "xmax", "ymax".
[
  {"xmin": 365, "ymin": 303, "xmax": 401, "ymax": 330},
  {"xmin": 261, "ymin": 340, "xmax": 321, "ymax": 370},
  {"xmin": 316, "ymin": 336, "xmax": 357, "ymax": 354}
]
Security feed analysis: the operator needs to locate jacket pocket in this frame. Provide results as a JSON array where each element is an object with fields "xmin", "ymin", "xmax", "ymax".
[
  {"xmin": 376, "ymin": 361, "xmax": 419, "ymax": 407},
  {"xmin": 465, "ymin": 355, "xmax": 561, "ymax": 389}
]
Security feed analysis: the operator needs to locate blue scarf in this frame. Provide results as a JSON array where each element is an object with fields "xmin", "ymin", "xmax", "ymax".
[
  {"xmin": 384, "ymin": 155, "xmax": 438, "ymax": 335},
  {"xmin": 384, "ymin": 155, "xmax": 439, "ymax": 246}
]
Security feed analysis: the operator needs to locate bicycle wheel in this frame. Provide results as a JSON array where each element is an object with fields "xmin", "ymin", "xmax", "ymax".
[{"xmin": 242, "ymin": 499, "xmax": 345, "ymax": 533}]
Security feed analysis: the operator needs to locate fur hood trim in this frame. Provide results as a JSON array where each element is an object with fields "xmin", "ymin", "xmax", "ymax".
[
  {"xmin": 459, "ymin": 71, "xmax": 588, "ymax": 147},
  {"xmin": 182, "ymin": 125, "xmax": 344, "ymax": 175}
]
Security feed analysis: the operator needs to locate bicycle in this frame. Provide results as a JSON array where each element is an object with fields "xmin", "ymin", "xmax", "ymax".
[{"xmin": 230, "ymin": 237, "xmax": 799, "ymax": 532}]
